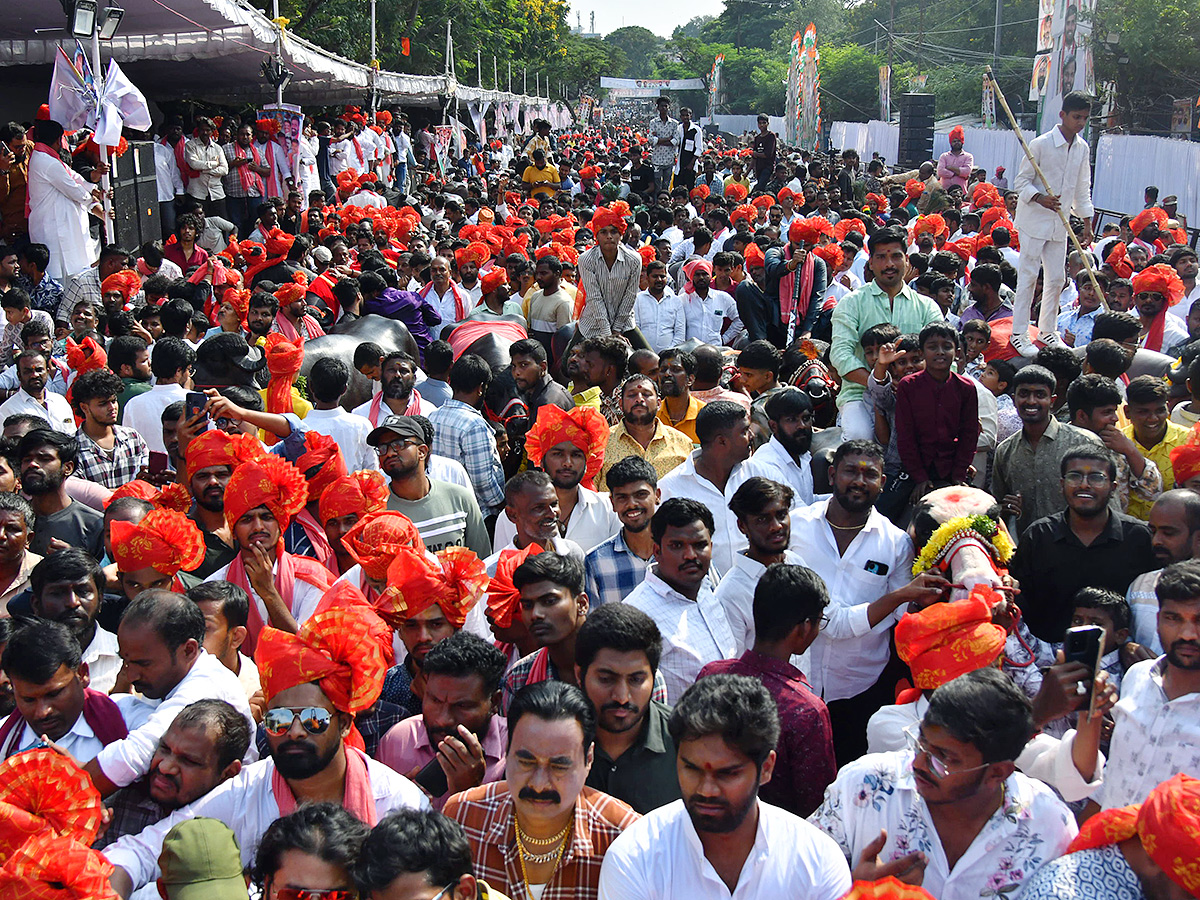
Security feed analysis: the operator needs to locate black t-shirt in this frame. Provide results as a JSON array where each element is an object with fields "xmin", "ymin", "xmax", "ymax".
[
  {"xmin": 752, "ymin": 131, "xmax": 777, "ymax": 176},
  {"xmin": 32, "ymin": 501, "xmax": 103, "ymax": 559},
  {"xmin": 628, "ymin": 163, "xmax": 654, "ymax": 196}
]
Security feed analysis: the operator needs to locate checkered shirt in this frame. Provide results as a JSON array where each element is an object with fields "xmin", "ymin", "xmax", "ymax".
[
  {"xmin": 584, "ymin": 531, "xmax": 650, "ymax": 609},
  {"xmin": 443, "ymin": 780, "xmax": 639, "ymax": 900},
  {"xmin": 74, "ymin": 425, "xmax": 149, "ymax": 490},
  {"xmin": 15, "ymin": 273, "xmax": 63, "ymax": 317},
  {"xmin": 428, "ymin": 398, "xmax": 506, "ymax": 517}
]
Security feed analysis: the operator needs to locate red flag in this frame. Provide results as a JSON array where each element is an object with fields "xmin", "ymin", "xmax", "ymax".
[{"xmin": 401, "ymin": 38, "xmax": 411, "ymax": 56}]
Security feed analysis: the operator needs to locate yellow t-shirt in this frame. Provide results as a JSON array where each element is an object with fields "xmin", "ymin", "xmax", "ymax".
[
  {"xmin": 1124, "ymin": 419, "xmax": 1191, "ymax": 519},
  {"xmin": 522, "ymin": 163, "xmax": 561, "ymax": 199}
]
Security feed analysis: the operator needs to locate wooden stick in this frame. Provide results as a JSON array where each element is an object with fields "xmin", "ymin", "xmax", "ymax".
[{"xmin": 984, "ymin": 66, "xmax": 1108, "ymax": 312}]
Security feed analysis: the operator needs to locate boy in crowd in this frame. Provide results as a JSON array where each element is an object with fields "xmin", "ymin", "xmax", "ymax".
[{"xmin": 959, "ymin": 319, "xmax": 991, "ymax": 379}]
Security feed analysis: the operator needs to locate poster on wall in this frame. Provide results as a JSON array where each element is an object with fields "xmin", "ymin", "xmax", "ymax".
[
  {"xmin": 433, "ymin": 125, "xmax": 452, "ymax": 178},
  {"xmin": 1037, "ymin": 0, "xmax": 1054, "ymax": 52},
  {"xmin": 1039, "ymin": 0, "xmax": 1095, "ymax": 129},
  {"xmin": 1030, "ymin": 53, "xmax": 1052, "ymax": 101},
  {"xmin": 259, "ymin": 103, "xmax": 304, "ymax": 188}
]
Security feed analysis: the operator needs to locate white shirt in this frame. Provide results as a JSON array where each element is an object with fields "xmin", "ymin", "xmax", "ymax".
[
  {"xmin": 682, "ymin": 289, "xmax": 742, "ymax": 346},
  {"xmin": 998, "ymin": 245, "xmax": 1020, "ymax": 268},
  {"xmin": 634, "ymin": 289, "xmax": 687, "ymax": 354},
  {"xmin": 95, "ymin": 651, "xmax": 254, "ymax": 789},
  {"xmin": 730, "ymin": 437, "xmax": 815, "ymax": 508},
  {"xmin": 714, "ymin": 549, "xmax": 808, "ymax": 654},
  {"xmin": 302, "ymin": 406, "xmax": 379, "ymax": 474},
  {"xmin": 82, "ymin": 624, "xmax": 121, "ymax": 694},
  {"xmin": 102, "ymin": 753, "xmax": 428, "ymax": 891},
  {"xmin": 599, "ymin": 799, "xmax": 851, "ymax": 900},
  {"xmin": 788, "ymin": 499, "xmax": 915, "ymax": 701},
  {"xmin": 429, "ymin": 454, "xmax": 472, "ymax": 491},
  {"xmin": 491, "ymin": 487, "xmax": 619, "ymax": 555},
  {"xmin": 1142, "ymin": 312, "xmax": 1190, "ymax": 351},
  {"xmin": 658, "ymin": 451, "xmax": 747, "ymax": 577},
  {"xmin": 121, "ymin": 383, "xmax": 188, "ymax": 454},
  {"xmin": 483, "ymin": 536, "xmax": 584, "ymax": 577},
  {"xmin": 1097, "ymin": 656, "xmax": 1200, "ymax": 809},
  {"xmin": 660, "ymin": 226, "xmax": 684, "ymax": 249},
  {"xmin": 1014, "ymin": 125, "xmax": 1093, "ymax": 242},
  {"xmin": 810, "ymin": 749, "xmax": 1077, "ymax": 900},
  {"xmin": 14, "ymin": 710, "xmax": 103, "ymax": 763},
  {"xmin": 345, "ymin": 190, "xmax": 387, "ymax": 209},
  {"xmin": 153, "ymin": 142, "xmax": 184, "ymax": 203},
  {"xmin": 624, "ymin": 566, "xmax": 737, "ymax": 702},
  {"xmin": 0, "ymin": 388, "xmax": 75, "ymax": 434},
  {"xmin": 205, "ymin": 557, "xmax": 327, "ymax": 634},
  {"xmin": 1126, "ymin": 569, "xmax": 1162, "ymax": 653},
  {"xmin": 182, "ymin": 137, "xmax": 229, "ymax": 201}
]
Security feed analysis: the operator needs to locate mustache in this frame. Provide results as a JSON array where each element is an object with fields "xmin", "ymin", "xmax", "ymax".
[
  {"xmin": 601, "ymin": 702, "xmax": 639, "ymax": 714},
  {"xmin": 518, "ymin": 787, "xmax": 562, "ymax": 804}
]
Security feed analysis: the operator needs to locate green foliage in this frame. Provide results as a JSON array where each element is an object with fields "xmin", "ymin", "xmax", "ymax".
[{"xmin": 603, "ymin": 26, "xmax": 664, "ymax": 78}]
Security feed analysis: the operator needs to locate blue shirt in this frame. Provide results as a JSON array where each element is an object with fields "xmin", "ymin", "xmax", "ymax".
[
  {"xmin": 1057, "ymin": 306, "xmax": 1101, "ymax": 346},
  {"xmin": 1015, "ymin": 844, "xmax": 1141, "ymax": 900},
  {"xmin": 584, "ymin": 530, "xmax": 652, "ymax": 608}
]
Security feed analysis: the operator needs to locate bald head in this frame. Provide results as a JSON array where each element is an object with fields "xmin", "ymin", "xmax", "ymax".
[{"xmin": 1149, "ymin": 489, "xmax": 1200, "ymax": 567}]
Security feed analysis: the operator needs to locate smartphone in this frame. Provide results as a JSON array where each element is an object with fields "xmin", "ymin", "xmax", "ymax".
[
  {"xmin": 1063, "ymin": 624, "xmax": 1105, "ymax": 715},
  {"xmin": 185, "ymin": 391, "xmax": 208, "ymax": 423},
  {"xmin": 148, "ymin": 451, "xmax": 169, "ymax": 475},
  {"xmin": 413, "ymin": 757, "xmax": 449, "ymax": 798}
]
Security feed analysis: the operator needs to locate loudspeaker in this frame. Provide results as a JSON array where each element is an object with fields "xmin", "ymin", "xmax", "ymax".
[
  {"xmin": 109, "ymin": 141, "xmax": 160, "ymax": 247},
  {"xmin": 898, "ymin": 93, "xmax": 935, "ymax": 169}
]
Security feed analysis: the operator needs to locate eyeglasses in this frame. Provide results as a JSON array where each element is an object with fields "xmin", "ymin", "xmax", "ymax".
[
  {"xmin": 273, "ymin": 890, "xmax": 357, "ymax": 900},
  {"xmin": 427, "ymin": 882, "xmax": 458, "ymax": 900},
  {"xmin": 1064, "ymin": 471, "xmax": 1111, "ymax": 487},
  {"xmin": 374, "ymin": 438, "xmax": 421, "ymax": 457},
  {"xmin": 1136, "ymin": 292, "xmax": 1163, "ymax": 301},
  {"xmin": 904, "ymin": 725, "xmax": 989, "ymax": 780},
  {"xmin": 263, "ymin": 706, "xmax": 333, "ymax": 737}
]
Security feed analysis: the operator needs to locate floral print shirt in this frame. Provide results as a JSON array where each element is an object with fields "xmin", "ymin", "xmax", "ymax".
[{"xmin": 809, "ymin": 749, "xmax": 1077, "ymax": 900}]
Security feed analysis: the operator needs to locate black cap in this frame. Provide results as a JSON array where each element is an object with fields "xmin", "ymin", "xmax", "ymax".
[{"xmin": 366, "ymin": 414, "xmax": 426, "ymax": 447}]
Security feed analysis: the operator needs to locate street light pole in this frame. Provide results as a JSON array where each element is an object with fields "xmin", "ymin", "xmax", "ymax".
[
  {"xmin": 89, "ymin": 26, "xmax": 113, "ymax": 243},
  {"xmin": 370, "ymin": 0, "xmax": 377, "ymax": 115},
  {"xmin": 272, "ymin": 0, "xmax": 284, "ymax": 106}
]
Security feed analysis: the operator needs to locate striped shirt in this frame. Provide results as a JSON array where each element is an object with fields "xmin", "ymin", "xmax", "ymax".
[{"xmin": 577, "ymin": 244, "xmax": 642, "ymax": 339}]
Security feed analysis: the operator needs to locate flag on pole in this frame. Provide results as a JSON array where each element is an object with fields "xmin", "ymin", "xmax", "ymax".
[
  {"xmin": 799, "ymin": 24, "xmax": 821, "ymax": 150},
  {"xmin": 785, "ymin": 32, "xmax": 801, "ymax": 146},
  {"xmin": 401, "ymin": 38, "xmax": 410, "ymax": 56},
  {"xmin": 48, "ymin": 47, "xmax": 151, "ymax": 148},
  {"xmin": 49, "ymin": 47, "xmax": 96, "ymax": 131}
]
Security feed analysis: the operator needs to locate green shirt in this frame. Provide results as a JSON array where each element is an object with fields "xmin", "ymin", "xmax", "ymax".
[
  {"xmin": 585, "ymin": 700, "xmax": 680, "ymax": 814},
  {"xmin": 386, "ymin": 480, "xmax": 492, "ymax": 558},
  {"xmin": 117, "ymin": 377, "xmax": 153, "ymax": 423},
  {"xmin": 829, "ymin": 280, "xmax": 943, "ymax": 408}
]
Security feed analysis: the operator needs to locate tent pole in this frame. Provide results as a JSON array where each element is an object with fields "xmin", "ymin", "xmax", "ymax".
[
  {"xmin": 272, "ymin": 0, "xmax": 283, "ymax": 106},
  {"xmin": 90, "ymin": 29, "xmax": 114, "ymax": 243}
]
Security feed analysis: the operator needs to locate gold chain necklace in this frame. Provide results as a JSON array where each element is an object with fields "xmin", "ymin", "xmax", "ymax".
[
  {"xmin": 825, "ymin": 515, "xmax": 867, "ymax": 531},
  {"xmin": 516, "ymin": 816, "xmax": 571, "ymax": 882}
]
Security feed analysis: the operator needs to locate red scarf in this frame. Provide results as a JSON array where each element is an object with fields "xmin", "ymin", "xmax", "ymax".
[
  {"xmin": 166, "ymin": 136, "xmax": 199, "ymax": 186},
  {"xmin": 1144, "ymin": 308, "xmax": 1170, "ymax": 353},
  {"xmin": 419, "ymin": 281, "xmax": 467, "ymax": 322},
  {"xmin": 0, "ymin": 689, "xmax": 127, "ymax": 757},
  {"xmin": 365, "ymin": 388, "xmax": 424, "ymax": 426},
  {"xmin": 232, "ymin": 141, "xmax": 266, "ymax": 196},
  {"xmin": 271, "ymin": 745, "xmax": 377, "ymax": 824},
  {"xmin": 227, "ymin": 549, "xmax": 335, "ymax": 656},
  {"xmin": 778, "ymin": 244, "xmax": 816, "ymax": 335},
  {"xmin": 257, "ymin": 140, "xmax": 285, "ymax": 200}
]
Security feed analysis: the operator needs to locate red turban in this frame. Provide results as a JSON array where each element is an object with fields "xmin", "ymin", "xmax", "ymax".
[
  {"xmin": 1106, "ymin": 242, "xmax": 1134, "ymax": 280},
  {"xmin": 777, "ymin": 187, "xmax": 795, "ymax": 202},
  {"xmin": 1068, "ymin": 774, "xmax": 1200, "ymax": 896},
  {"xmin": 455, "ymin": 242, "xmax": 490, "ymax": 270},
  {"xmin": 638, "ymin": 245, "xmax": 657, "ymax": 268},
  {"xmin": 65, "ymin": 336, "xmax": 107, "ymax": 375},
  {"xmin": 184, "ymin": 429, "xmax": 264, "ymax": 484},
  {"xmin": 895, "ymin": 586, "xmax": 1007, "ymax": 690},
  {"xmin": 1132, "ymin": 263, "xmax": 1185, "ymax": 307},
  {"xmin": 841, "ymin": 877, "xmax": 937, "ymax": 900},
  {"xmin": 375, "ymin": 110, "xmax": 392, "ymax": 125},
  {"xmin": 257, "ymin": 586, "xmax": 390, "ymax": 714},
  {"xmin": 342, "ymin": 511, "xmax": 424, "ymax": 581},
  {"xmin": 318, "ymin": 471, "xmax": 389, "ymax": 525},
  {"xmin": 223, "ymin": 455, "xmax": 308, "ymax": 538},
  {"xmin": 1171, "ymin": 423, "xmax": 1200, "ymax": 486},
  {"xmin": 751, "ymin": 195, "xmax": 775, "ymax": 210},
  {"xmin": 835, "ymin": 218, "xmax": 867, "ymax": 241},
  {"xmin": 479, "ymin": 266, "xmax": 508, "ymax": 297},
  {"xmin": 100, "ymin": 270, "xmax": 141, "ymax": 302},
  {"xmin": 948, "ymin": 125, "xmax": 965, "ymax": 143},
  {"xmin": 814, "ymin": 243, "xmax": 844, "ymax": 272},
  {"xmin": 980, "ymin": 206, "xmax": 1009, "ymax": 232},
  {"xmin": 913, "ymin": 214, "xmax": 948, "ymax": 238},
  {"xmin": 905, "ymin": 178, "xmax": 925, "ymax": 200},
  {"xmin": 296, "ymin": 431, "xmax": 349, "ymax": 504},
  {"xmin": 690, "ymin": 185, "xmax": 710, "ymax": 200},
  {"xmin": 0, "ymin": 832, "xmax": 117, "ymax": 900},
  {"xmin": 223, "ymin": 287, "xmax": 251, "ymax": 325},
  {"xmin": 866, "ymin": 192, "xmax": 887, "ymax": 210},
  {"xmin": 789, "ymin": 218, "xmax": 831, "ymax": 247},
  {"xmin": 486, "ymin": 543, "xmax": 543, "ymax": 630},
  {"xmin": 523, "ymin": 404, "xmax": 610, "ymax": 491},
  {"xmin": 377, "ymin": 545, "xmax": 489, "ymax": 629},
  {"xmin": 264, "ymin": 331, "xmax": 304, "ymax": 419},
  {"xmin": 725, "ymin": 183, "xmax": 748, "ymax": 202},
  {"xmin": 1130, "ymin": 206, "xmax": 1169, "ymax": 236},
  {"xmin": 111, "ymin": 509, "xmax": 206, "ymax": 578},
  {"xmin": 0, "ymin": 749, "xmax": 104, "ymax": 856},
  {"xmin": 591, "ymin": 204, "xmax": 629, "ymax": 235},
  {"xmin": 743, "ymin": 243, "xmax": 766, "ymax": 268},
  {"xmin": 255, "ymin": 118, "xmax": 280, "ymax": 136},
  {"xmin": 943, "ymin": 238, "xmax": 974, "ymax": 263},
  {"xmin": 730, "ymin": 205, "xmax": 756, "ymax": 227},
  {"xmin": 262, "ymin": 228, "xmax": 296, "ymax": 259},
  {"xmin": 273, "ymin": 270, "xmax": 308, "ymax": 306}
]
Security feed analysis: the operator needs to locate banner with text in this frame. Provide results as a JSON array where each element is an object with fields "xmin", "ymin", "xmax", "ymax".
[{"xmin": 599, "ymin": 76, "xmax": 706, "ymax": 90}]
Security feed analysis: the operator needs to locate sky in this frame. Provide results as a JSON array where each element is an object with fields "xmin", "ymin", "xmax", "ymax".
[{"xmin": 570, "ymin": 0, "xmax": 726, "ymax": 40}]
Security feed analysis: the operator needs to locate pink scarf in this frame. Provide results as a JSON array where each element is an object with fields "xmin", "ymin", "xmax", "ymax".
[
  {"xmin": 778, "ymin": 243, "xmax": 815, "ymax": 332},
  {"xmin": 271, "ymin": 745, "xmax": 377, "ymax": 825},
  {"xmin": 273, "ymin": 311, "xmax": 327, "ymax": 344},
  {"xmin": 366, "ymin": 389, "xmax": 425, "ymax": 426},
  {"xmin": 226, "ymin": 549, "xmax": 335, "ymax": 657},
  {"xmin": 257, "ymin": 140, "xmax": 285, "ymax": 199},
  {"xmin": 232, "ymin": 141, "xmax": 266, "ymax": 196},
  {"xmin": 295, "ymin": 508, "xmax": 335, "ymax": 570},
  {"xmin": 419, "ymin": 281, "xmax": 467, "ymax": 322}
]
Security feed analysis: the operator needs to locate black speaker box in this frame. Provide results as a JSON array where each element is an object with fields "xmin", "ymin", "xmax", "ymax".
[
  {"xmin": 898, "ymin": 93, "xmax": 935, "ymax": 169},
  {"xmin": 109, "ymin": 141, "xmax": 160, "ymax": 247}
]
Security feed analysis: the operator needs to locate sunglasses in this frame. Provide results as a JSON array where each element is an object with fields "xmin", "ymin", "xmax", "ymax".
[
  {"xmin": 263, "ymin": 707, "xmax": 333, "ymax": 737},
  {"xmin": 274, "ymin": 890, "xmax": 356, "ymax": 900}
]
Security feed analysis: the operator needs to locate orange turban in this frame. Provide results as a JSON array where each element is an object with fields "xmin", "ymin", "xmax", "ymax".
[
  {"xmin": 789, "ymin": 218, "xmax": 830, "ymax": 247},
  {"xmin": 66, "ymin": 336, "xmax": 107, "ymax": 375},
  {"xmin": 0, "ymin": 832, "xmax": 117, "ymax": 899},
  {"xmin": 980, "ymin": 206, "xmax": 1009, "ymax": 232},
  {"xmin": 913, "ymin": 214, "xmax": 948, "ymax": 238},
  {"xmin": 690, "ymin": 185, "xmax": 710, "ymax": 200},
  {"xmin": 110, "ymin": 509, "xmax": 206, "ymax": 578},
  {"xmin": 100, "ymin": 270, "xmax": 141, "ymax": 302},
  {"xmin": 264, "ymin": 331, "xmax": 304, "ymax": 420},
  {"xmin": 743, "ymin": 243, "xmax": 766, "ymax": 268},
  {"xmin": 486, "ymin": 543, "xmax": 543, "ymax": 630},
  {"xmin": 318, "ymin": 471, "xmax": 389, "ymax": 525},
  {"xmin": 866, "ymin": 192, "xmax": 887, "ymax": 210},
  {"xmin": 1171, "ymin": 423, "xmax": 1200, "ymax": 487},
  {"xmin": 942, "ymin": 238, "xmax": 974, "ymax": 263},
  {"xmin": 0, "ymin": 749, "xmax": 104, "ymax": 856},
  {"xmin": 296, "ymin": 430, "xmax": 349, "ymax": 504},
  {"xmin": 479, "ymin": 266, "xmax": 508, "ymax": 296},
  {"xmin": 184, "ymin": 429, "xmax": 264, "ymax": 483},
  {"xmin": 263, "ymin": 228, "xmax": 296, "ymax": 259},
  {"xmin": 814, "ymin": 243, "xmax": 844, "ymax": 272},
  {"xmin": 751, "ymin": 195, "xmax": 775, "ymax": 210},
  {"xmin": 273, "ymin": 270, "xmax": 308, "ymax": 307},
  {"xmin": 905, "ymin": 178, "xmax": 925, "ymax": 200},
  {"xmin": 842, "ymin": 877, "xmax": 937, "ymax": 900},
  {"xmin": 377, "ymin": 545, "xmax": 489, "ymax": 629},
  {"xmin": 591, "ymin": 204, "xmax": 629, "ymax": 235},
  {"xmin": 524, "ymin": 404, "xmax": 610, "ymax": 491},
  {"xmin": 455, "ymin": 242, "xmax": 490, "ymax": 270},
  {"xmin": 895, "ymin": 587, "xmax": 1007, "ymax": 690},
  {"xmin": 1068, "ymin": 774, "xmax": 1200, "ymax": 896},
  {"xmin": 725, "ymin": 183, "xmax": 748, "ymax": 202},
  {"xmin": 835, "ymin": 218, "xmax": 867, "ymax": 241},
  {"xmin": 948, "ymin": 125, "xmax": 965, "ymax": 143},
  {"xmin": 730, "ymin": 204, "xmax": 756, "ymax": 227},
  {"xmin": 223, "ymin": 287, "xmax": 251, "ymax": 325},
  {"xmin": 638, "ymin": 245, "xmax": 658, "ymax": 268},
  {"xmin": 1132, "ymin": 263, "xmax": 1185, "ymax": 307},
  {"xmin": 1106, "ymin": 242, "xmax": 1134, "ymax": 280},
  {"xmin": 257, "ymin": 586, "xmax": 389, "ymax": 715},
  {"xmin": 223, "ymin": 455, "xmax": 308, "ymax": 537},
  {"xmin": 342, "ymin": 510, "xmax": 424, "ymax": 581},
  {"xmin": 1130, "ymin": 206, "xmax": 1169, "ymax": 236}
]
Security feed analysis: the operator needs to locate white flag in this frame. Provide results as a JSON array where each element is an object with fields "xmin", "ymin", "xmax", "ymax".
[
  {"xmin": 100, "ymin": 58, "xmax": 152, "ymax": 140},
  {"xmin": 48, "ymin": 48, "xmax": 94, "ymax": 131}
]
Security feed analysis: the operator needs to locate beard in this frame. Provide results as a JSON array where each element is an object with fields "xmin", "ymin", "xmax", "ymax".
[
  {"xmin": 623, "ymin": 407, "xmax": 656, "ymax": 427},
  {"xmin": 384, "ymin": 377, "xmax": 414, "ymax": 402},
  {"xmin": 777, "ymin": 428, "xmax": 812, "ymax": 458},
  {"xmin": 661, "ymin": 378, "xmax": 683, "ymax": 398},
  {"xmin": 549, "ymin": 470, "xmax": 582, "ymax": 491},
  {"xmin": 248, "ymin": 319, "xmax": 271, "ymax": 337},
  {"xmin": 684, "ymin": 786, "xmax": 758, "ymax": 834},
  {"xmin": 272, "ymin": 738, "xmax": 339, "ymax": 780},
  {"xmin": 833, "ymin": 484, "xmax": 875, "ymax": 514},
  {"xmin": 196, "ymin": 486, "xmax": 225, "ymax": 513},
  {"xmin": 382, "ymin": 455, "xmax": 419, "ymax": 480},
  {"xmin": 21, "ymin": 468, "xmax": 63, "ymax": 496},
  {"xmin": 1166, "ymin": 640, "xmax": 1200, "ymax": 670}
]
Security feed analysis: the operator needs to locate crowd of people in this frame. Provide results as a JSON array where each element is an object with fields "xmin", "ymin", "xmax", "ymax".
[{"xmin": 0, "ymin": 85, "xmax": 1199, "ymax": 900}]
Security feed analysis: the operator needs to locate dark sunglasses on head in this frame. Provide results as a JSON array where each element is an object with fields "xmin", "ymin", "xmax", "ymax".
[{"xmin": 263, "ymin": 707, "xmax": 333, "ymax": 737}]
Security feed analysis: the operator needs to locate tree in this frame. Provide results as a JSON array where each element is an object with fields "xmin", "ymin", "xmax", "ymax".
[
  {"xmin": 604, "ymin": 26, "xmax": 664, "ymax": 78},
  {"xmin": 673, "ymin": 16, "xmax": 715, "ymax": 40}
]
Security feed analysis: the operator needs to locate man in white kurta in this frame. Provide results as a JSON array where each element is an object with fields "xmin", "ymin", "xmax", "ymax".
[{"xmin": 27, "ymin": 141, "xmax": 98, "ymax": 280}]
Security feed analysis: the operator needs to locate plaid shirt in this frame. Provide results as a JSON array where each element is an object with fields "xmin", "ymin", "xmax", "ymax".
[
  {"xmin": 15, "ymin": 273, "xmax": 63, "ymax": 317},
  {"xmin": 577, "ymin": 243, "xmax": 642, "ymax": 339},
  {"xmin": 584, "ymin": 531, "xmax": 650, "ymax": 609},
  {"xmin": 502, "ymin": 648, "xmax": 669, "ymax": 712},
  {"xmin": 74, "ymin": 425, "xmax": 149, "ymax": 490},
  {"xmin": 443, "ymin": 781, "xmax": 639, "ymax": 900},
  {"xmin": 428, "ymin": 399, "xmax": 506, "ymax": 517},
  {"xmin": 57, "ymin": 267, "xmax": 101, "ymax": 324},
  {"xmin": 94, "ymin": 779, "xmax": 164, "ymax": 849},
  {"xmin": 380, "ymin": 662, "xmax": 422, "ymax": 718}
]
